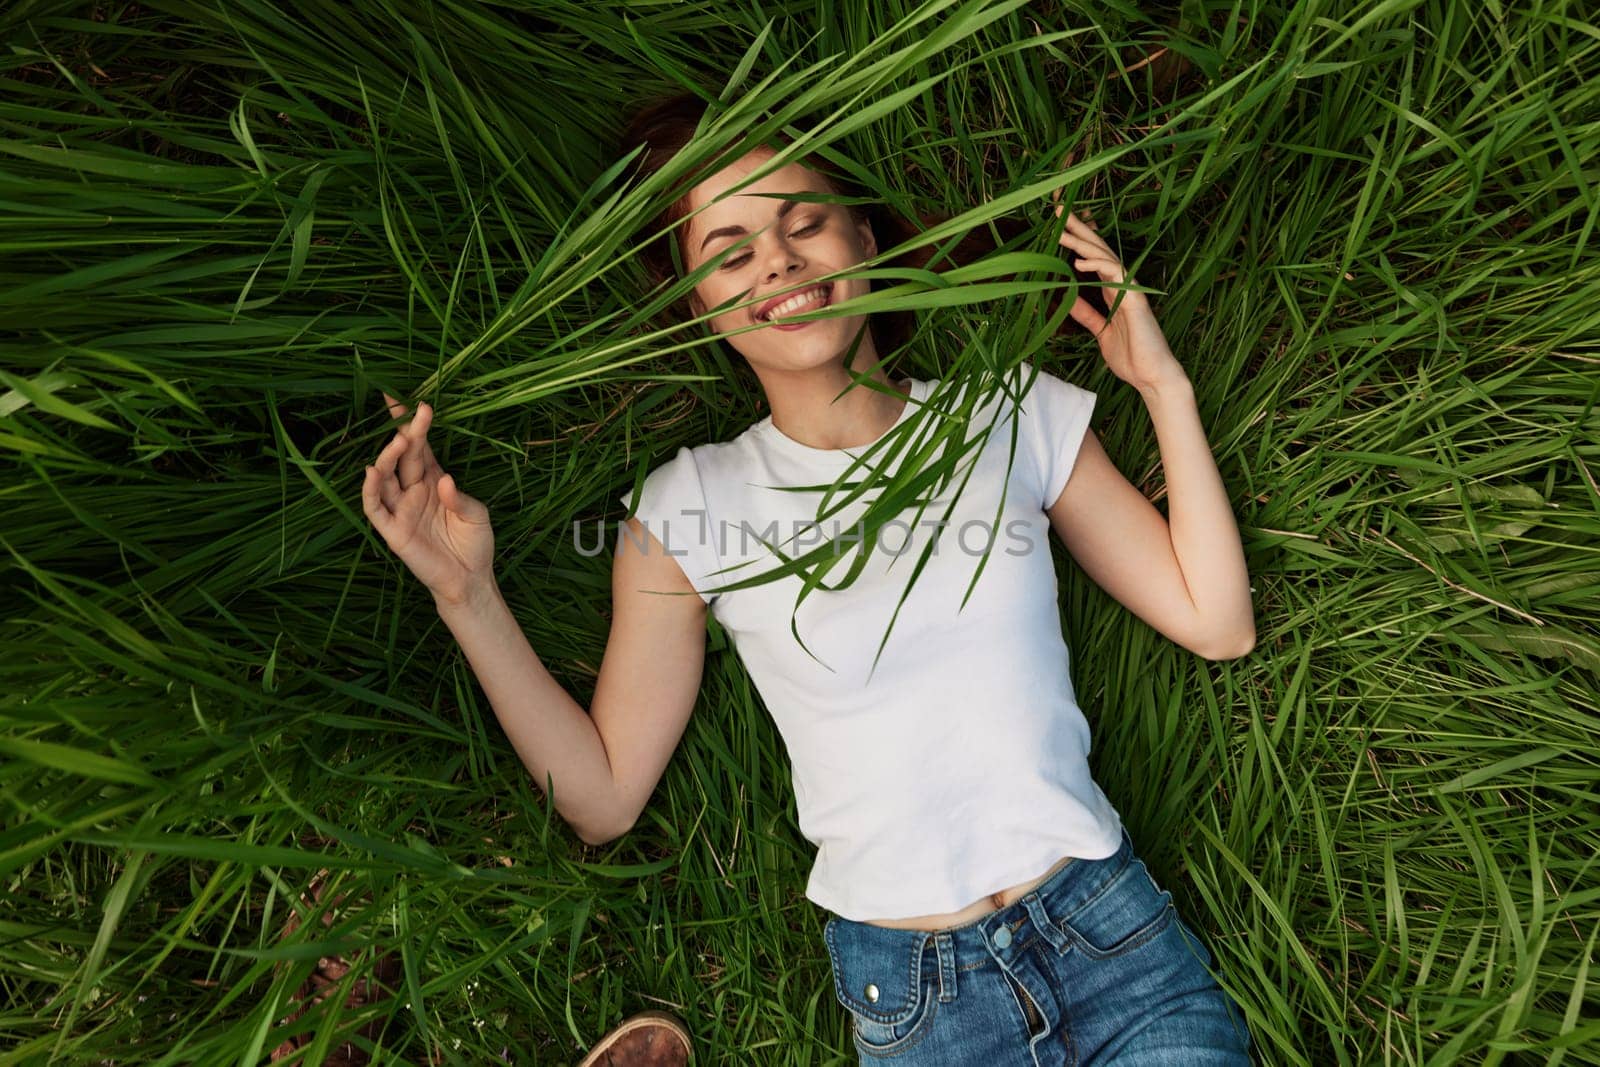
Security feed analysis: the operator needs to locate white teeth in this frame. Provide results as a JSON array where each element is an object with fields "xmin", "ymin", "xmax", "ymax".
[{"xmin": 761, "ymin": 285, "xmax": 829, "ymax": 321}]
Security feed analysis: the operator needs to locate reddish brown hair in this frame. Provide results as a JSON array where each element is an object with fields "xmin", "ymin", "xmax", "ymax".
[{"xmin": 613, "ymin": 90, "xmax": 1096, "ymax": 365}]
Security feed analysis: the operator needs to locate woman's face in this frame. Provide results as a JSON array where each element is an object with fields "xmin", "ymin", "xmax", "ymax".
[{"xmin": 680, "ymin": 146, "xmax": 878, "ymax": 375}]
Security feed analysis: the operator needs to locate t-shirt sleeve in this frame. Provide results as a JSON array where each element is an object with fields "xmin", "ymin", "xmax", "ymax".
[
  {"xmin": 616, "ymin": 445, "xmax": 723, "ymax": 607},
  {"xmin": 1017, "ymin": 359, "xmax": 1098, "ymax": 510}
]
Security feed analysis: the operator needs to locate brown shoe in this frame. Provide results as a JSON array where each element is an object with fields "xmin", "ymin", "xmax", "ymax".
[{"xmin": 576, "ymin": 1010, "xmax": 691, "ymax": 1066}]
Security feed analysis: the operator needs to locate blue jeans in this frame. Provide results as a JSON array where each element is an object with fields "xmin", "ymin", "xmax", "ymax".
[{"xmin": 823, "ymin": 827, "xmax": 1252, "ymax": 1064}]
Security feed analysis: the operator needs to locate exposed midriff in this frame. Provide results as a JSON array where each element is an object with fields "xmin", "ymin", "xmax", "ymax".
[{"xmin": 859, "ymin": 854, "xmax": 1078, "ymax": 931}]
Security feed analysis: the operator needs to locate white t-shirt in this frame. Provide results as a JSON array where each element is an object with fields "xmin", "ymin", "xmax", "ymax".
[{"xmin": 615, "ymin": 359, "xmax": 1124, "ymax": 921}]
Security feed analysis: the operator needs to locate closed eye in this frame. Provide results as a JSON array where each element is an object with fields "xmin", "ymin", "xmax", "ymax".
[{"xmin": 719, "ymin": 221, "xmax": 824, "ymax": 271}]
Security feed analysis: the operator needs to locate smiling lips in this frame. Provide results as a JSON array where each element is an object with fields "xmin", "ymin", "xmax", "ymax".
[{"xmin": 757, "ymin": 282, "xmax": 832, "ymax": 323}]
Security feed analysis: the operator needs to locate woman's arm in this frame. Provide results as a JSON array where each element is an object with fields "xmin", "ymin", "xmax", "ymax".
[
  {"xmin": 437, "ymin": 583, "xmax": 624, "ymax": 844},
  {"xmin": 362, "ymin": 400, "xmax": 621, "ymax": 844},
  {"xmin": 433, "ymin": 536, "xmax": 711, "ymax": 849},
  {"xmin": 1047, "ymin": 385, "xmax": 1255, "ymax": 659},
  {"xmin": 1043, "ymin": 209, "xmax": 1255, "ymax": 658}
]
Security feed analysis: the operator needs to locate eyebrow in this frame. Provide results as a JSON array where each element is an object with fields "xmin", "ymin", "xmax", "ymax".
[{"xmin": 697, "ymin": 198, "xmax": 801, "ymax": 253}]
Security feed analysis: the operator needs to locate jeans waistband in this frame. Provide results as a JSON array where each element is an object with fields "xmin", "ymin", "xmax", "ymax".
[
  {"xmin": 825, "ymin": 825, "xmax": 1137, "ymax": 1002},
  {"xmin": 936, "ymin": 825, "xmax": 1133, "ymax": 944}
]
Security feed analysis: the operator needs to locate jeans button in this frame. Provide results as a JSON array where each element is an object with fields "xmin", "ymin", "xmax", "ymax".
[
  {"xmin": 993, "ymin": 924, "xmax": 1013, "ymax": 949},
  {"xmin": 864, "ymin": 983, "xmax": 880, "ymax": 1002}
]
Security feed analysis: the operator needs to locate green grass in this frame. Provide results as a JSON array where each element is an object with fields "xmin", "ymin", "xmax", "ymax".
[{"xmin": 1, "ymin": 0, "xmax": 1597, "ymax": 1063}]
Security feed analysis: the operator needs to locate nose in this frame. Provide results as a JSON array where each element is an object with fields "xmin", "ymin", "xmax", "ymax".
[{"xmin": 761, "ymin": 235, "xmax": 803, "ymax": 282}]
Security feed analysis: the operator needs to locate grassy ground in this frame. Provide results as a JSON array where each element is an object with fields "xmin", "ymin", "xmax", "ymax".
[{"xmin": 2, "ymin": 0, "xmax": 1597, "ymax": 1063}]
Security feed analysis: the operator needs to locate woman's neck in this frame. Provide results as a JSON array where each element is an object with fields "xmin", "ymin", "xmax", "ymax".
[{"xmin": 757, "ymin": 360, "xmax": 910, "ymax": 450}]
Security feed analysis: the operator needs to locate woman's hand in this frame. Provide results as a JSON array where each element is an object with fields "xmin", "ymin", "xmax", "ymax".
[
  {"xmin": 1052, "ymin": 203, "xmax": 1187, "ymax": 393},
  {"xmin": 360, "ymin": 392, "xmax": 496, "ymax": 607}
]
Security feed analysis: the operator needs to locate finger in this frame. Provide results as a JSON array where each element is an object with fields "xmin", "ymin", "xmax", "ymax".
[
  {"xmin": 397, "ymin": 402, "xmax": 432, "ymax": 489},
  {"xmin": 372, "ymin": 432, "xmax": 410, "ymax": 509},
  {"xmin": 381, "ymin": 393, "xmax": 442, "ymax": 481},
  {"xmin": 1053, "ymin": 204, "xmax": 1110, "ymax": 251},
  {"xmin": 389, "ymin": 468, "xmax": 430, "ymax": 528},
  {"xmin": 440, "ymin": 473, "xmax": 489, "ymax": 523},
  {"xmin": 397, "ymin": 399, "xmax": 444, "ymax": 482},
  {"xmin": 1072, "ymin": 256, "xmax": 1126, "ymax": 283},
  {"xmin": 376, "ymin": 458, "xmax": 403, "ymax": 513},
  {"xmin": 1067, "ymin": 295, "xmax": 1107, "ymax": 337},
  {"xmin": 378, "ymin": 465, "xmax": 403, "ymax": 512},
  {"xmin": 372, "ymin": 428, "xmax": 410, "ymax": 479},
  {"xmin": 1072, "ymin": 256, "xmax": 1134, "ymax": 315},
  {"xmin": 1063, "ymin": 212, "xmax": 1113, "ymax": 253},
  {"xmin": 362, "ymin": 466, "xmax": 395, "ymax": 537},
  {"xmin": 1057, "ymin": 229, "xmax": 1113, "ymax": 259},
  {"xmin": 379, "ymin": 392, "xmax": 424, "ymax": 487}
]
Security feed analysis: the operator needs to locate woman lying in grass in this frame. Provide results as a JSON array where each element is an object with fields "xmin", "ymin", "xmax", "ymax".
[{"xmin": 362, "ymin": 91, "xmax": 1257, "ymax": 1065}]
